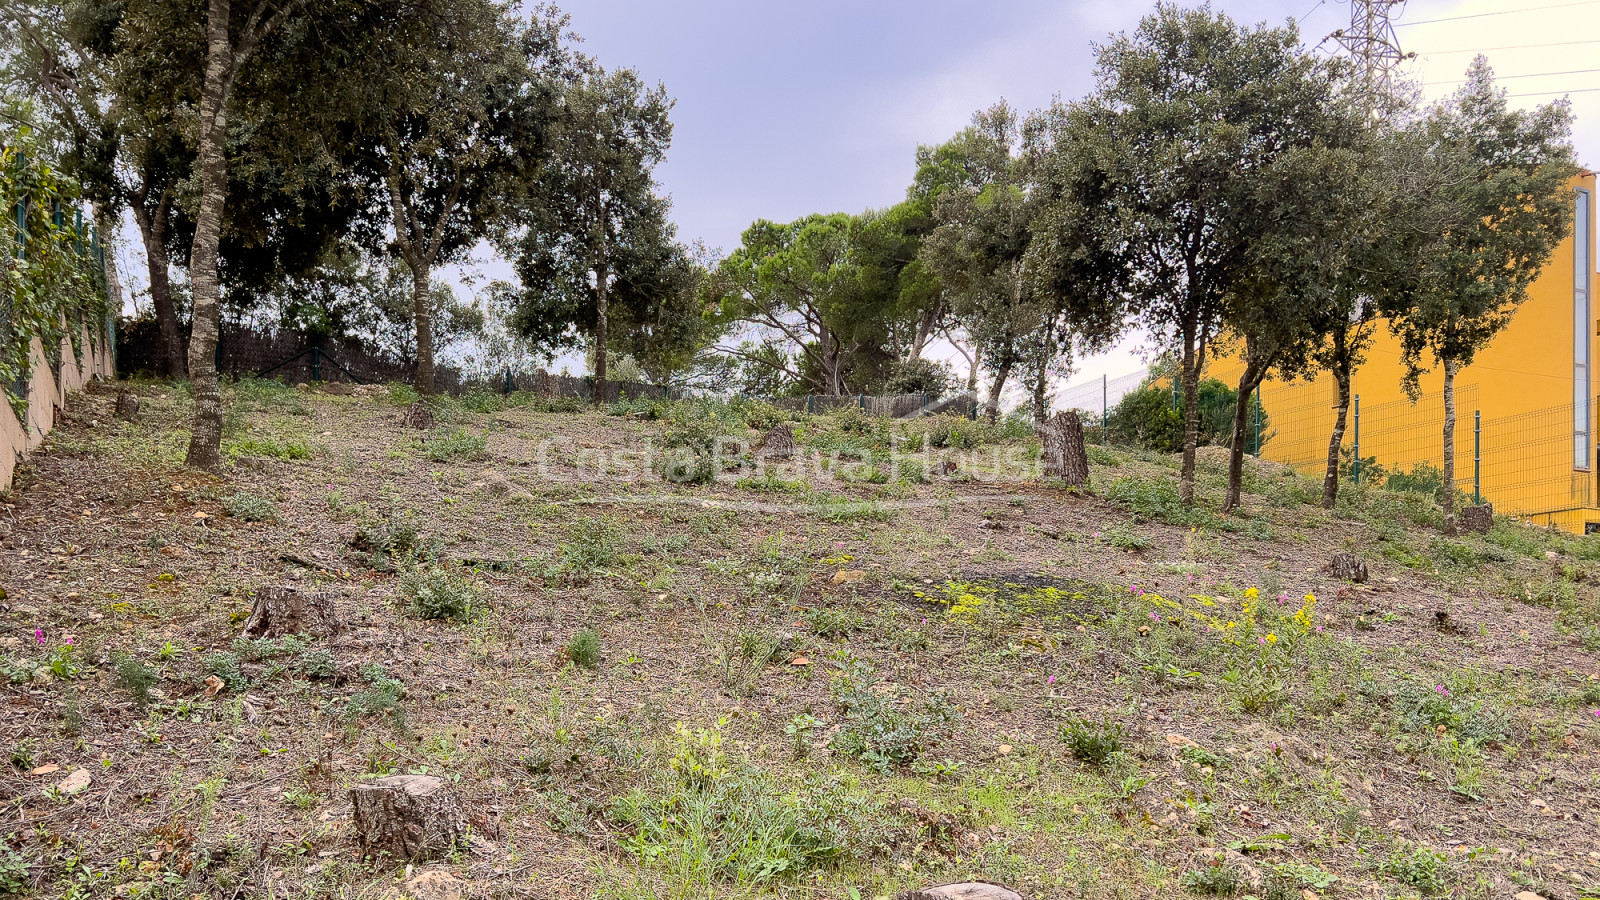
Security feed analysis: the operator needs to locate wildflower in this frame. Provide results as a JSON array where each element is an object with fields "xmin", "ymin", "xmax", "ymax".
[
  {"xmin": 1265, "ymin": 633, "xmax": 1277, "ymax": 643},
  {"xmin": 1315, "ymin": 625, "xmax": 1324, "ymax": 634},
  {"xmin": 1593, "ymin": 709, "xmax": 1599, "ymax": 718},
  {"xmin": 1048, "ymin": 675, "xmax": 1057, "ymax": 685},
  {"xmin": 1257, "ymin": 637, "xmax": 1267, "ymax": 645},
  {"xmin": 1434, "ymin": 685, "xmax": 1449, "ymax": 696},
  {"xmin": 1093, "ymin": 532, "xmax": 1102, "ymax": 539},
  {"xmin": 1244, "ymin": 587, "xmax": 1259, "ymax": 599},
  {"xmin": 34, "ymin": 627, "xmax": 44, "ymax": 646},
  {"xmin": 1149, "ymin": 613, "xmax": 1160, "ymax": 621}
]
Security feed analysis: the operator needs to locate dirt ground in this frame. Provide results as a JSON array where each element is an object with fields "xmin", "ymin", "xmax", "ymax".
[{"xmin": 1, "ymin": 379, "xmax": 1598, "ymax": 900}]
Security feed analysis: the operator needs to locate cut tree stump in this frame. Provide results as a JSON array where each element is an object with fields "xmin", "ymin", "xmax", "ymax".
[
  {"xmin": 896, "ymin": 883, "xmax": 1025, "ymax": 900},
  {"xmin": 757, "ymin": 425, "xmax": 796, "ymax": 460},
  {"xmin": 242, "ymin": 585, "xmax": 340, "ymax": 639},
  {"xmin": 114, "ymin": 390, "xmax": 140, "ymax": 421},
  {"xmin": 1459, "ymin": 504, "xmax": 1493, "ymax": 535},
  {"xmin": 1041, "ymin": 410, "xmax": 1090, "ymax": 488},
  {"xmin": 401, "ymin": 402, "xmax": 435, "ymax": 430},
  {"xmin": 351, "ymin": 775, "xmax": 462, "ymax": 862},
  {"xmin": 1329, "ymin": 552, "xmax": 1368, "ymax": 583}
]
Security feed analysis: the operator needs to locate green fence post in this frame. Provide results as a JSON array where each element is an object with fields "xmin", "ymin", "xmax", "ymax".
[
  {"xmin": 1473, "ymin": 409, "xmax": 1481, "ymax": 506},
  {"xmin": 807, "ymin": 394, "xmax": 813, "ymax": 415},
  {"xmin": 858, "ymin": 393, "xmax": 864, "ymax": 413},
  {"xmin": 310, "ymin": 345, "xmax": 321, "ymax": 382},
  {"xmin": 1352, "ymin": 395, "xmax": 1361, "ymax": 487}
]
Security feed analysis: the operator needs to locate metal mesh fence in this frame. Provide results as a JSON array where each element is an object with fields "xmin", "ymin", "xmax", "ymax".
[
  {"xmin": 766, "ymin": 393, "xmax": 979, "ymax": 419},
  {"xmin": 1057, "ymin": 367, "xmax": 1160, "ymax": 419}
]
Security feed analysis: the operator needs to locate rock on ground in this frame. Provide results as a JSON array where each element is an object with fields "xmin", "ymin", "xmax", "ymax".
[{"xmin": 897, "ymin": 883, "xmax": 1025, "ymax": 900}]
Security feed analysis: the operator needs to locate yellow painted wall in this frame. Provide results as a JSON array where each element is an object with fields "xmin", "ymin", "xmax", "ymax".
[{"xmin": 1207, "ymin": 172, "xmax": 1598, "ymax": 529}]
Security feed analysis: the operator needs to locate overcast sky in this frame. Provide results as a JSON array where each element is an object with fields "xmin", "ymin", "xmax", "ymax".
[{"xmin": 543, "ymin": 0, "xmax": 1600, "ymax": 398}]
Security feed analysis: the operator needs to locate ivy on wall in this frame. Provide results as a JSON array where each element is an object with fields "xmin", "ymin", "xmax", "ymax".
[{"xmin": 1, "ymin": 136, "xmax": 111, "ymax": 425}]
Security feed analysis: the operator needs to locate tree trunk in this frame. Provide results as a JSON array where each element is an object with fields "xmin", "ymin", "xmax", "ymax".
[
  {"xmin": 1321, "ymin": 343, "xmax": 1352, "ymax": 509},
  {"xmin": 909, "ymin": 303, "xmax": 941, "ymax": 361},
  {"xmin": 1178, "ymin": 330, "xmax": 1201, "ymax": 506},
  {"xmin": 1441, "ymin": 356, "xmax": 1458, "ymax": 534},
  {"xmin": 821, "ymin": 325, "xmax": 841, "ymax": 395},
  {"xmin": 984, "ymin": 355, "xmax": 1012, "ymax": 424},
  {"xmin": 92, "ymin": 205, "xmax": 127, "ymax": 356},
  {"xmin": 183, "ymin": 0, "xmax": 234, "ymax": 473},
  {"xmin": 593, "ymin": 259, "xmax": 609, "ymax": 404},
  {"xmin": 967, "ymin": 346, "xmax": 980, "ymax": 393},
  {"xmin": 408, "ymin": 257, "xmax": 435, "ymax": 394},
  {"xmin": 134, "ymin": 194, "xmax": 184, "ymax": 379},
  {"xmin": 1224, "ymin": 357, "xmax": 1263, "ymax": 512}
]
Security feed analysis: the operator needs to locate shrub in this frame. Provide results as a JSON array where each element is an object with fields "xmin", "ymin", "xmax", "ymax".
[
  {"xmin": 111, "ymin": 651, "xmax": 158, "ymax": 707},
  {"xmin": 566, "ymin": 629, "xmax": 601, "ymax": 669},
  {"xmin": 1180, "ymin": 863, "xmax": 1240, "ymax": 896},
  {"xmin": 1395, "ymin": 683, "xmax": 1510, "ymax": 744},
  {"xmin": 421, "ymin": 427, "xmax": 488, "ymax": 462},
  {"xmin": 224, "ymin": 491, "xmax": 279, "ymax": 523},
  {"xmin": 297, "ymin": 649, "xmax": 336, "ymax": 679},
  {"xmin": 343, "ymin": 663, "xmax": 405, "ymax": 728},
  {"xmin": 387, "ymin": 383, "xmax": 422, "ymax": 405},
  {"xmin": 806, "ymin": 608, "xmax": 861, "ymax": 637},
  {"xmin": 352, "ymin": 516, "xmax": 430, "ymax": 563},
  {"xmin": 1061, "ymin": 715, "xmax": 1126, "ymax": 766},
  {"xmin": 401, "ymin": 566, "xmax": 482, "ymax": 622},
  {"xmin": 1105, "ymin": 477, "xmax": 1209, "ymax": 527}
]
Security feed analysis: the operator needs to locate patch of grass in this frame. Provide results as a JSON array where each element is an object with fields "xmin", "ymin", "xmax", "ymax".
[
  {"xmin": 421, "ymin": 427, "xmax": 488, "ymax": 462},
  {"xmin": 1427, "ymin": 537, "xmax": 1481, "ymax": 569},
  {"xmin": 111, "ymin": 651, "xmax": 158, "ymax": 707},
  {"xmin": 342, "ymin": 663, "xmax": 405, "ymax": 729},
  {"xmin": 386, "ymin": 383, "xmax": 422, "ymax": 405},
  {"xmin": 1105, "ymin": 477, "xmax": 1210, "ymax": 527},
  {"xmin": 830, "ymin": 661, "xmax": 958, "ymax": 772},
  {"xmin": 735, "ymin": 472, "xmax": 808, "ymax": 493},
  {"xmin": 1099, "ymin": 526, "xmax": 1152, "ymax": 552},
  {"xmin": 608, "ymin": 722, "xmax": 867, "ymax": 889},
  {"xmin": 224, "ymin": 491, "xmax": 279, "ymax": 523},
  {"xmin": 1394, "ymin": 682, "xmax": 1511, "ymax": 744},
  {"xmin": 1378, "ymin": 844, "xmax": 1450, "ymax": 895},
  {"xmin": 1180, "ymin": 862, "xmax": 1240, "ymax": 896},
  {"xmin": 806, "ymin": 608, "xmax": 862, "ymax": 637},
  {"xmin": 401, "ymin": 566, "xmax": 482, "ymax": 622},
  {"xmin": 804, "ymin": 494, "xmax": 896, "ymax": 523},
  {"xmin": 558, "ymin": 517, "xmax": 622, "ymax": 576},
  {"xmin": 1061, "ymin": 715, "xmax": 1126, "ymax": 766},
  {"xmin": 352, "ymin": 515, "xmax": 432, "ymax": 564},
  {"xmin": 225, "ymin": 435, "xmax": 311, "ymax": 461},
  {"xmin": 297, "ymin": 649, "xmax": 336, "ymax": 679},
  {"xmin": 203, "ymin": 652, "xmax": 247, "ymax": 692},
  {"xmin": 565, "ymin": 629, "xmax": 601, "ymax": 669}
]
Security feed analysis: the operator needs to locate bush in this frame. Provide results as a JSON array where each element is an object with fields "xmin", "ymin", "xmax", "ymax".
[
  {"xmin": 1105, "ymin": 377, "xmax": 1263, "ymax": 453},
  {"xmin": 882, "ymin": 357, "xmax": 955, "ymax": 397},
  {"xmin": 297, "ymin": 649, "xmax": 336, "ymax": 679},
  {"xmin": 401, "ymin": 566, "xmax": 482, "ymax": 622},
  {"xmin": 342, "ymin": 663, "xmax": 405, "ymax": 728},
  {"xmin": 1061, "ymin": 715, "xmax": 1126, "ymax": 766},
  {"xmin": 566, "ymin": 629, "xmax": 601, "ymax": 668},
  {"xmin": 225, "ymin": 435, "xmax": 312, "ymax": 461},
  {"xmin": 224, "ymin": 491, "xmax": 279, "ymax": 523},
  {"xmin": 1105, "ymin": 477, "xmax": 1210, "ymax": 527},
  {"xmin": 1379, "ymin": 845, "xmax": 1450, "ymax": 894},
  {"xmin": 421, "ymin": 427, "xmax": 488, "ymax": 462},
  {"xmin": 203, "ymin": 652, "xmax": 247, "ymax": 692},
  {"xmin": 352, "ymin": 516, "xmax": 431, "ymax": 563}
]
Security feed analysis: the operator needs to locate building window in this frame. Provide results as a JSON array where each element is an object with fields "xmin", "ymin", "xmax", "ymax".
[{"xmin": 1577, "ymin": 187, "xmax": 1591, "ymax": 471}]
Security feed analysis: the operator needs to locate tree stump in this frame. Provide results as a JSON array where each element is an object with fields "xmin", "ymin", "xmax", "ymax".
[
  {"xmin": 896, "ymin": 883, "xmax": 1025, "ymax": 900},
  {"xmin": 1041, "ymin": 410, "xmax": 1090, "ymax": 488},
  {"xmin": 401, "ymin": 402, "xmax": 435, "ymax": 430},
  {"xmin": 757, "ymin": 425, "xmax": 796, "ymax": 460},
  {"xmin": 350, "ymin": 775, "xmax": 462, "ymax": 862},
  {"xmin": 1459, "ymin": 504, "xmax": 1493, "ymax": 535},
  {"xmin": 114, "ymin": 390, "xmax": 140, "ymax": 421},
  {"xmin": 242, "ymin": 585, "xmax": 340, "ymax": 639},
  {"xmin": 1329, "ymin": 552, "xmax": 1368, "ymax": 584}
]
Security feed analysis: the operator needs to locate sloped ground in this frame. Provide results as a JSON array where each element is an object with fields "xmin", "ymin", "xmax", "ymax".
[{"xmin": 0, "ymin": 379, "xmax": 1598, "ymax": 900}]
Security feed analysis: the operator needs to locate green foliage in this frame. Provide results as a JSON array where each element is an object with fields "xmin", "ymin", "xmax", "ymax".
[
  {"xmin": 352, "ymin": 516, "xmax": 431, "ymax": 564},
  {"xmin": 203, "ymin": 652, "xmax": 247, "ymax": 692},
  {"xmin": 1105, "ymin": 476, "xmax": 1209, "ymax": 527},
  {"xmin": 47, "ymin": 645, "xmax": 80, "ymax": 680},
  {"xmin": 557, "ymin": 516, "xmax": 621, "ymax": 575},
  {"xmin": 565, "ymin": 629, "xmax": 601, "ymax": 669},
  {"xmin": 225, "ymin": 436, "xmax": 312, "ymax": 461},
  {"xmin": 224, "ymin": 491, "xmax": 280, "ymax": 523},
  {"xmin": 297, "ymin": 649, "xmax": 336, "ymax": 679},
  {"xmin": 111, "ymin": 651, "xmax": 158, "ymax": 707},
  {"xmin": 610, "ymin": 722, "xmax": 863, "ymax": 887},
  {"xmin": 1180, "ymin": 863, "xmax": 1240, "ymax": 896},
  {"xmin": 1060, "ymin": 715, "xmax": 1126, "ymax": 766},
  {"xmin": 1378, "ymin": 844, "xmax": 1450, "ymax": 894},
  {"xmin": 0, "ymin": 143, "xmax": 111, "ymax": 423},
  {"xmin": 401, "ymin": 565, "xmax": 483, "ymax": 622},
  {"xmin": 421, "ymin": 427, "xmax": 488, "ymax": 462},
  {"xmin": 0, "ymin": 844, "xmax": 30, "ymax": 896},
  {"xmin": 806, "ymin": 608, "xmax": 861, "ymax": 637},
  {"xmin": 1104, "ymin": 378, "xmax": 1264, "ymax": 455},
  {"xmin": 829, "ymin": 662, "xmax": 958, "ymax": 772},
  {"xmin": 1383, "ymin": 462, "xmax": 1448, "ymax": 503},
  {"xmin": 342, "ymin": 664, "xmax": 406, "ymax": 729},
  {"xmin": 1394, "ymin": 682, "xmax": 1511, "ymax": 744}
]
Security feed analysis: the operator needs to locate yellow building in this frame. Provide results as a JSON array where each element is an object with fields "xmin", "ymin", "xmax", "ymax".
[{"xmin": 1209, "ymin": 171, "xmax": 1599, "ymax": 532}]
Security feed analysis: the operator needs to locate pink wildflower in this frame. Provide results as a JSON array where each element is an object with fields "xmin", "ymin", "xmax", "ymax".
[
  {"xmin": 1435, "ymin": 685, "xmax": 1449, "ymax": 696},
  {"xmin": 1048, "ymin": 675, "xmax": 1056, "ymax": 685},
  {"xmin": 1149, "ymin": 613, "xmax": 1160, "ymax": 621},
  {"xmin": 34, "ymin": 628, "xmax": 43, "ymax": 646}
]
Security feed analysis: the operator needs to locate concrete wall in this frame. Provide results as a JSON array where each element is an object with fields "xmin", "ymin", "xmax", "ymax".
[{"xmin": 1, "ymin": 325, "xmax": 115, "ymax": 490}]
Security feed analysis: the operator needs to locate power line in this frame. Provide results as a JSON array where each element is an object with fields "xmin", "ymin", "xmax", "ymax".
[
  {"xmin": 1297, "ymin": 0, "xmax": 1327, "ymax": 25},
  {"xmin": 1334, "ymin": 0, "xmax": 1412, "ymax": 95},
  {"xmin": 1396, "ymin": 0, "xmax": 1600, "ymax": 27},
  {"xmin": 1425, "ymin": 67, "xmax": 1600, "ymax": 85},
  {"xmin": 1505, "ymin": 86, "xmax": 1600, "ymax": 97},
  {"xmin": 1417, "ymin": 38, "xmax": 1600, "ymax": 54}
]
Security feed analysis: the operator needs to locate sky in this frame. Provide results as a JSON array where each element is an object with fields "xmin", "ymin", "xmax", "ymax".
[{"xmin": 535, "ymin": 0, "xmax": 1600, "ymax": 405}]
